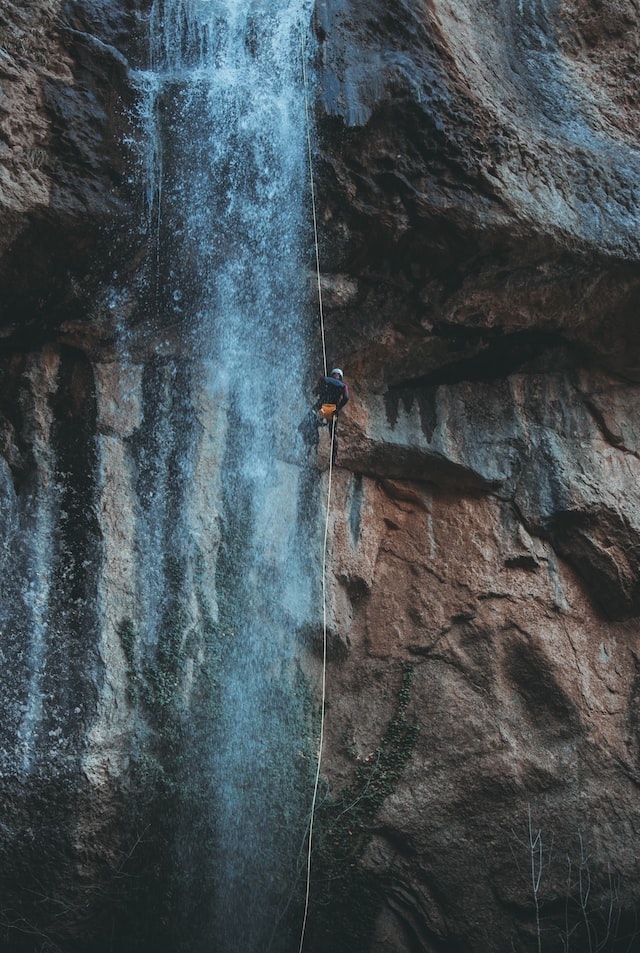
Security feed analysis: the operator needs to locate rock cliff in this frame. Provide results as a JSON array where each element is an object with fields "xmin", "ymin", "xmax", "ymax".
[
  {"xmin": 1, "ymin": 1, "xmax": 640, "ymax": 952},
  {"xmin": 307, "ymin": 0, "xmax": 640, "ymax": 950}
]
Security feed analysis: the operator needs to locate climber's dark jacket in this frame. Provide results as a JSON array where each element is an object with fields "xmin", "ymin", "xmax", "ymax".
[{"xmin": 314, "ymin": 376, "xmax": 349, "ymax": 413}]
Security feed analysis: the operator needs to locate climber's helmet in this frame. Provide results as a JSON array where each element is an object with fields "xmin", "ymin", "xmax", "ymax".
[{"xmin": 331, "ymin": 368, "xmax": 343, "ymax": 380}]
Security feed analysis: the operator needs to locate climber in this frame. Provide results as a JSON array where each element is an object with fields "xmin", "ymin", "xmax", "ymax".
[
  {"xmin": 314, "ymin": 367, "xmax": 349, "ymax": 421},
  {"xmin": 311, "ymin": 368, "xmax": 349, "ymax": 465}
]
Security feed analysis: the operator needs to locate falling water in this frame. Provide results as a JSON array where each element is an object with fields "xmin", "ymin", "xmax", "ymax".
[
  {"xmin": 16, "ymin": 491, "xmax": 54, "ymax": 773},
  {"xmin": 135, "ymin": 0, "xmax": 319, "ymax": 949}
]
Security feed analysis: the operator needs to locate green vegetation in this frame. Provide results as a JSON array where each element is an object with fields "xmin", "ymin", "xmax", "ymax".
[{"xmin": 308, "ymin": 662, "xmax": 419, "ymax": 952}]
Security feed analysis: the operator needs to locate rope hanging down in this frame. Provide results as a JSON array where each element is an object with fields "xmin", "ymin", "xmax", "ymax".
[
  {"xmin": 301, "ymin": 30, "xmax": 327, "ymax": 378},
  {"xmin": 298, "ymin": 420, "xmax": 335, "ymax": 953},
  {"xmin": 298, "ymin": 27, "xmax": 333, "ymax": 953}
]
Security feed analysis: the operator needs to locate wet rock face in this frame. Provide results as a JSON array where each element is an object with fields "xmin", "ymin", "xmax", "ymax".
[
  {"xmin": 0, "ymin": 5, "xmax": 195, "ymax": 951},
  {"xmin": 2, "ymin": 1, "xmax": 640, "ymax": 952},
  {"xmin": 0, "ymin": 0, "xmax": 147, "ymax": 345},
  {"xmin": 308, "ymin": 0, "xmax": 640, "ymax": 950}
]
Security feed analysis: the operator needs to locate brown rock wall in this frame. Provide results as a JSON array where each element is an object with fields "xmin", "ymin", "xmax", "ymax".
[
  {"xmin": 315, "ymin": 0, "xmax": 640, "ymax": 383},
  {"xmin": 309, "ymin": 464, "xmax": 640, "ymax": 950},
  {"xmin": 308, "ymin": 0, "xmax": 640, "ymax": 949},
  {"xmin": 2, "ymin": 0, "xmax": 640, "ymax": 950},
  {"xmin": 0, "ymin": 0, "xmax": 145, "ymax": 343}
]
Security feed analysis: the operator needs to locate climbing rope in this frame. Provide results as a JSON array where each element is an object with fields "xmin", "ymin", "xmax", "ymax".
[
  {"xmin": 298, "ymin": 420, "xmax": 334, "ymax": 953},
  {"xmin": 298, "ymin": 26, "xmax": 333, "ymax": 953},
  {"xmin": 301, "ymin": 29, "xmax": 327, "ymax": 378}
]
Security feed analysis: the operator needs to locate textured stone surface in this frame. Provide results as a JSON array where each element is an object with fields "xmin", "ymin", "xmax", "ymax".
[
  {"xmin": 309, "ymin": 466, "xmax": 640, "ymax": 950},
  {"xmin": 2, "ymin": 1, "xmax": 640, "ymax": 952},
  {"xmin": 0, "ymin": 0, "xmax": 145, "ymax": 344},
  {"xmin": 314, "ymin": 0, "xmax": 640, "ymax": 383},
  {"xmin": 303, "ymin": 1, "xmax": 640, "ymax": 950}
]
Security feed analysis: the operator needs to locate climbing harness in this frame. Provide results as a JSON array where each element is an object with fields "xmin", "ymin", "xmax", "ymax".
[
  {"xmin": 298, "ymin": 26, "xmax": 333, "ymax": 953},
  {"xmin": 317, "ymin": 402, "xmax": 337, "ymax": 422}
]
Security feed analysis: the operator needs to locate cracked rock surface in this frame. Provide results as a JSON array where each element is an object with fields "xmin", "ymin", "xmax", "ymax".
[
  {"xmin": 309, "ymin": 0, "xmax": 640, "ymax": 950},
  {"xmin": 2, "ymin": 1, "xmax": 640, "ymax": 951}
]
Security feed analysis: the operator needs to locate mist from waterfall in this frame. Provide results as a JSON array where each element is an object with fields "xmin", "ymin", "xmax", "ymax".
[{"xmin": 135, "ymin": 1, "xmax": 320, "ymax": 950}]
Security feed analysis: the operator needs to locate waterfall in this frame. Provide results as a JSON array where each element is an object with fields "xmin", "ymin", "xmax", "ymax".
[{"xmin": 133, "ymin": 1, "xmax": 320, "ymax": 949}]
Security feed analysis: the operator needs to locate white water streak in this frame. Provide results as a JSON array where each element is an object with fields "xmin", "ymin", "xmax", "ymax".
[
  {"xmin": 17, "ymin": 499, "xmax": 54, "ymax": 773},
  {"xmin": 138, "ymin": 1, "xmax": 318, "ymax": 948}
]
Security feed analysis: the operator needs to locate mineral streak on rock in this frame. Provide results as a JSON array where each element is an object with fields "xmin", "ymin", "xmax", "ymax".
[{"xmin": 2, "ymin": 0, "xmax": 640, "ymax": 952}]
